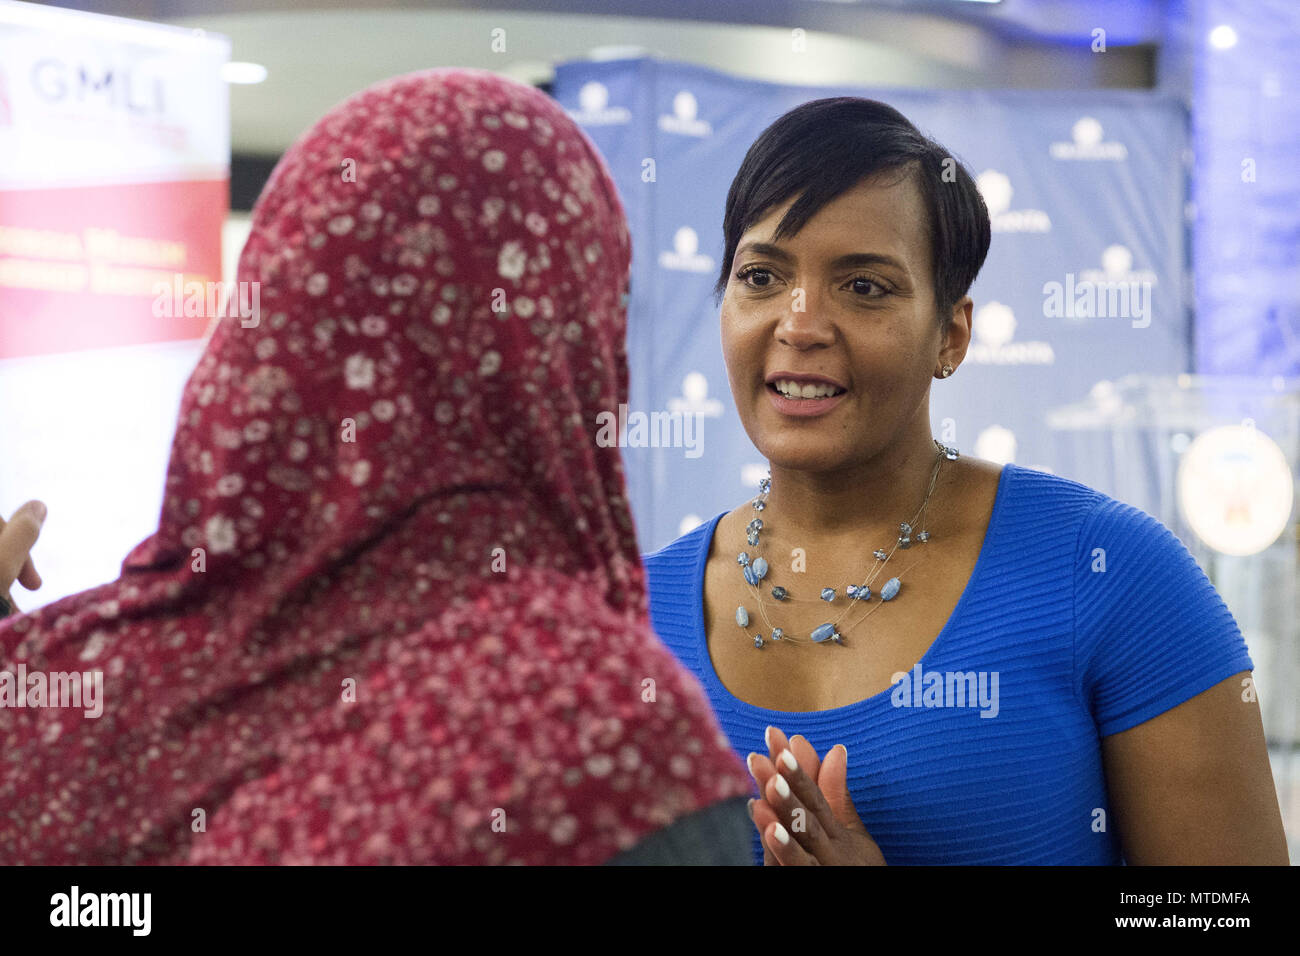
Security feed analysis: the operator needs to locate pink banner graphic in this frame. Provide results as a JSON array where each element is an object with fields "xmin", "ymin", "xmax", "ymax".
[{"xmin": 0, "ymin": 178, "xmax": 227, "ymax": 357}]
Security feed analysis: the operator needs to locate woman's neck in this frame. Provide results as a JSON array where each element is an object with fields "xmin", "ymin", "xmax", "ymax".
[{"xmin": 761, "ymin": 433, "xmax": 949, "ymax": 549}]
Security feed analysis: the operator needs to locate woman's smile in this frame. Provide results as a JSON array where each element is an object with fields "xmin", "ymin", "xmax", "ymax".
[{"xmin": 764, "ymin": 377, "xmax": 850, "ymax": 417}]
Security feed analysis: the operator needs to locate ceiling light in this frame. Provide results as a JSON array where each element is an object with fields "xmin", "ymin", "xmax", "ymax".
[{"xmin": 1208, "ymin": 25, "xmax": 1238, "ymax": 49}]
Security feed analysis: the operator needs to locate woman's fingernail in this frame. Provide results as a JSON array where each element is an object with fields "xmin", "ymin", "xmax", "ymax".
[
  {"xmin": 746, "ymin": 752, "xmax": 758, "ymax": 774},
  {"xmin": 773, "ymin": 823, "xmax": 790, "ymax": 846},
  {"xmin": 747, "ymin": 799, "xmax": 756, "ymax": 819},
  {"xmin": 764, "ymin": 725, "xmax": 775, "ymax": 750},
  {"xmin": 773, "ymin": 774, "xmax": 790, "ymax": 800},
  {"xmin": 780, "ymin": 749, "xmax": 798, "ymax": 772}
]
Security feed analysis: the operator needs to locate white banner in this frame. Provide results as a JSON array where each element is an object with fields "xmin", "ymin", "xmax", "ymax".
[{"xmin": 0, "ymin": 0, "xmax": 229, "ymax": 189}]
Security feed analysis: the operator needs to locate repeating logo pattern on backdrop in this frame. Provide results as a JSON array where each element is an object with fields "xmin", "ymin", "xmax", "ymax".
[
  {"xmin": 1050, "ymin": 117, "xmax": 1128, "ymax": 162},
  {"xmin": 658, "ymin": 227, "xmax": 714, "ymax": 272},
  {"xmin": 977, "ymin": 170, "xmax": 1051, "ymax": 234},
  {"xmin": 566, "ymin": 81, "xmax": 631, "ymax": 126},
  {"xmin": 658, "ymin": 90, "xmax": 712, "ymax": 137},
  {"xmin": 966, "ymin": 303, "xmax": 1056, "ymax": 365}
]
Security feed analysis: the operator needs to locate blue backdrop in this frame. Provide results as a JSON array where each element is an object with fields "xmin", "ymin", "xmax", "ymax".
[{"xmin": 554, "ymin": 57, "xmax": 1192, "ymax": 553}]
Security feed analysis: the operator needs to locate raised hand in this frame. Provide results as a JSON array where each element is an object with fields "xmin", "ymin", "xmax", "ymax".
[{"xmin": 0, "ymin": 500, "xmax": 46, "ymax": 618}]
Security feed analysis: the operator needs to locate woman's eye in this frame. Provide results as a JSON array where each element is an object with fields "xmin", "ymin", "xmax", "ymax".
[
  {"xmin": 848, "ymin": 276, "xmax": 889, "ymax": 297},
  {"xmin": 736, "ymin": 266, "xmax": 773, "ymax": 288},
  {"xmin": 736, "ymin": 268, "xmax": 888, "ymax": 297}
]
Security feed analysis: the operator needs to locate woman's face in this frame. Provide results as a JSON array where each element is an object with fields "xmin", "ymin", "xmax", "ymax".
[{"xmin": 720, "ymin": 169, "xmax": 946, "ymax": 475}]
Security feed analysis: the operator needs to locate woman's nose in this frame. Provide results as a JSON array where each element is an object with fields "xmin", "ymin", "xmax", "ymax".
[{"xmin": 775, "ymin": 286, "xmax": 835, "ymax": 349}]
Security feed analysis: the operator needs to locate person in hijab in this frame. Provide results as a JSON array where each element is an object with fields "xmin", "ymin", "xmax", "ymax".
[{"xmin": 0, "ymin": 67, "xmax": 754, "ymax": 865}]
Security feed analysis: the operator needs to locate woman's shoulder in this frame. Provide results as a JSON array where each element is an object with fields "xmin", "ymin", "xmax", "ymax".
[
  {"xmin": 641, "ymin": 510, "xmax": 728, "ymax": 577},
  {"xmin": 995, "ymin": 459, "xmax": 1106, "ymax": 504},
  {"xmin": 987, "ymin": 460, "xmax": 1122, "ymax": 535},
  {"xmin": 965, "ymin": 459, "xmax": 1187, "ymax": 575},
  {"xmin": 639, "ymin": 511, "xmax": 728, "ymax": 645},
  {"xmin": 998, "ymin": 462, "xmax": 1179, "ymax": 547}
]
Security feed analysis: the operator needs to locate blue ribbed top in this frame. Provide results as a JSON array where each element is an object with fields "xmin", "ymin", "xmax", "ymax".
[{"xmin": 642, "ymin": 463, "xmax": 1255, "ymax": 865}]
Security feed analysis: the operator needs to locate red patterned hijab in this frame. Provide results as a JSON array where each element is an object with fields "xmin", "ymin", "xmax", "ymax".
[{"xmin": 0, "ymin": 68, "xmax": 751, "ymax": 864}]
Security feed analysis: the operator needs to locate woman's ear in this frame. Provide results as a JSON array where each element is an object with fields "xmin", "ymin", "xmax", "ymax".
[{"xmin": 941, "ymin": 295, "xmax": 974, "ymax": 358}]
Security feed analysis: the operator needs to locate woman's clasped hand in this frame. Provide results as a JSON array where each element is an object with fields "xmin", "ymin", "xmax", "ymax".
[{"xmin": 746, "ymin": 725, "xmax": 887, "ymax": 866}]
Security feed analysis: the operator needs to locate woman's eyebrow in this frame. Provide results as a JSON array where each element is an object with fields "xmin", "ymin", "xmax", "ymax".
[{"xmin": 735, "ymin": 241, "xmax": 908, "ymax": 273}]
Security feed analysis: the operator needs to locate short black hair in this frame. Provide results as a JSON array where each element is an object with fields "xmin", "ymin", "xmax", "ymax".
[{"xmin": 714, "ymin": 97, "xmax": 991, "ymax": 330}]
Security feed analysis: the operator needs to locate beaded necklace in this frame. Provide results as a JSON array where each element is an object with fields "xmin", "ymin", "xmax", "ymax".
[{"xmin": 735, "ymin": 438, "xmax": 959, "ymax": 648}]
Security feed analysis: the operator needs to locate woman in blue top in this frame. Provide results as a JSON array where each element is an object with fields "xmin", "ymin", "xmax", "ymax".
[{"xmin": 642, "ymin": 97, "xmax": 1289, "ymax": 866}]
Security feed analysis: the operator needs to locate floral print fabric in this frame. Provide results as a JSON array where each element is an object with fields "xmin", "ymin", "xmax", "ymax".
[{"xmin": 0, "ymin": 68, "xmax": 752, "ymax": 864}]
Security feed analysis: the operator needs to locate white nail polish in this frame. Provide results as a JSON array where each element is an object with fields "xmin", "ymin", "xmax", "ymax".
[
  {"xmin": 764, "ymin": 726, "xmax": 775, "ymax": 751},
  {"xmin": 773, "ymin": 774, "xmax": 790, "ymax": 799},
  {"xmin": 780, "ymin": 749, "xmax": 798, "ymax": 772},
  {"xmin": 774, "ymin": 823, "xmax": 790, "ymax": 846}
]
